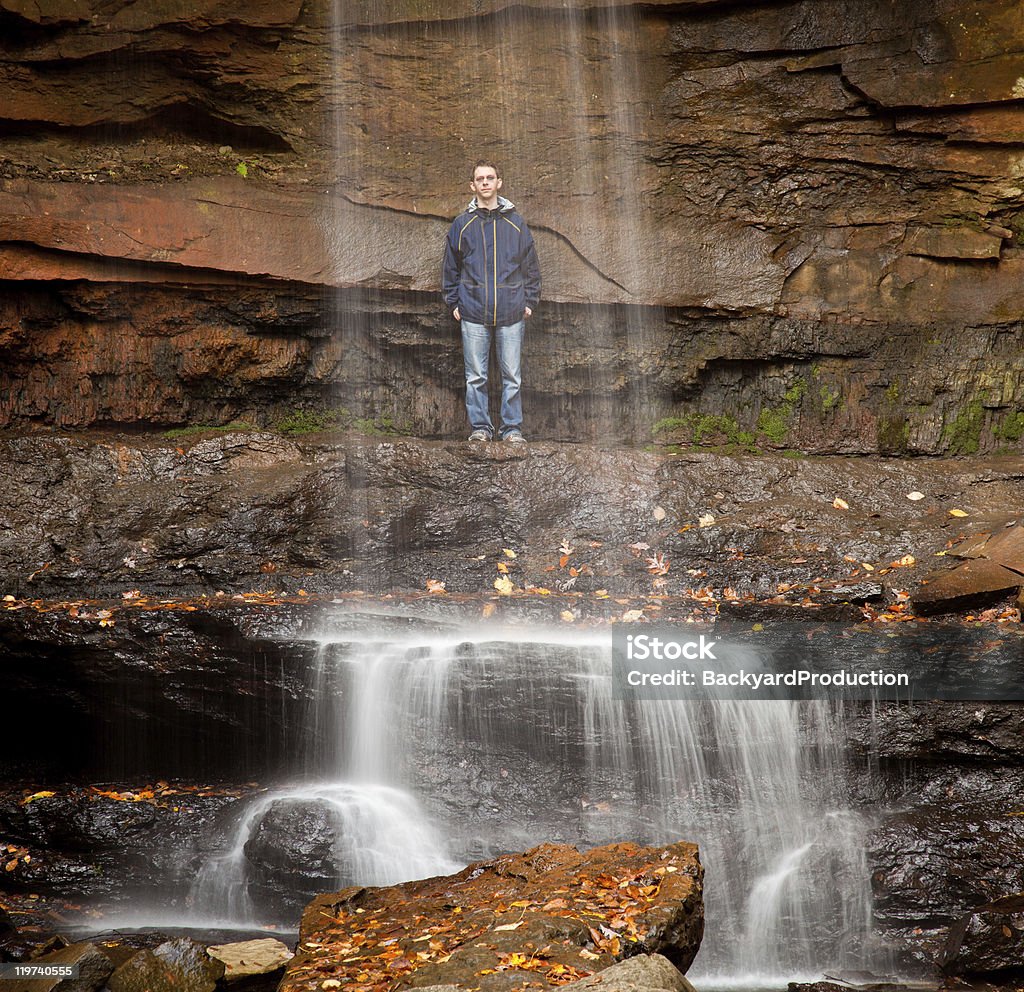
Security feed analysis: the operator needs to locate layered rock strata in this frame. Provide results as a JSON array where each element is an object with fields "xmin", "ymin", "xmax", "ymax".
[{"xmin": 2, "ymin": 0, "xmax": 1024, "ymax": 449}]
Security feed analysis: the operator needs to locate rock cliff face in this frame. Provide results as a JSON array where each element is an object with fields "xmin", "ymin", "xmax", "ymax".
[{"xmin": 2, "ymin": 0, "xmax": 1024, "ymax": 450}]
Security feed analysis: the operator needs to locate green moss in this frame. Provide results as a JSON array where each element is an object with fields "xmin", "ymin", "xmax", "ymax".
[
  {"xmin": 757, "ymin": 406, "xmax": 789, "ymax": 444},
  {"xmin": 351, "ymin": 413, "xmax": 406, "ymax": 436},
  {"xmin": 754, "ymin": 376, "xmax": 809, "ymax": 446},
  {"xmin": 876, "ymin": 417, "xmax": 910, "ymax": 454},
  {"xmin": 994, "ymin": 411, "xmax": 1024, "ymax": 444},
  {"xmin": 783, "ymin": 380, "xmax": 806, "ymax": 405},
  {"xmin": 653, "ymin": 413, "xmax": 756, "ymax": 450},
  {"xmin": 163, "ymin": 421, "xmax": 254, "ymax": 439},
  {"xmin": 884, "ymin": 380, "xmax": 900, "ymax": 403},
  {"xmin": 943, "ymin": 399, "xmax": 985, "ymax": 455},
  {"xmin": 652, "ymin": 416, "xmax": 692, "ymax": 437},
  {"xmin": 273, "ymin": 409, "xmax": 342, "ymax": 435},
  {"xmin": 780, "ymin": 449, "xmax": 804, "ymax": 459},
  {"xmin": 820, "ymin": 386, "xmax": 842, "ymax": 414}
]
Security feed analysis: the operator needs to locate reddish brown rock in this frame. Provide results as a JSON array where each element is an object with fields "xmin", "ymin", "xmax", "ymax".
[
  {"xmin": 283, "ymin": 841, "xmax": 703, "ymax": 992},
  {"xmin": 913, "ymin": 524, "xmax": 1024, "ymax": 614}
]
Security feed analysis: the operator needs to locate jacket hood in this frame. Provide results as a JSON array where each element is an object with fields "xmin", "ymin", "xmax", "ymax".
[{"xmin": 467, "ymin": 194, "xmax": 515, "ymax": 213}]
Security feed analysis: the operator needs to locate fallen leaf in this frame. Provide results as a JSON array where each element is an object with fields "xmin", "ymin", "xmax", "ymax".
[
  {"xmin": 698, "ymin": 513, "xmax": 715, "ymax": 528},
  {"xmin": 494, "ymin": 576, "xmax": 514, "ymax": 596},
  {"xmin": 949, "ymin": 509, "xmax": 969, "ymax": 517},
  {"xmin": 502, "ymin": 548, "xmax": 518, "ymax": 558},
  {"xmin": 653, "ymin": 506, "xmax": 667, "ymax": 521},
  {"xmin": 906, "ymin": 491, "xmax": 925, "ymax": 501},
  {"xmin": 425, "ymin": 579, "xmax": 446, "ymax": 594},
  {"xmin": 621, "ymin": 609, "xmax": 645, "ymax": 622},
  {"xmin": 21, "ymin": 792, "xmax": 55, "ymax": 805},
  {"xmin": 494, "ymin": 921, "xmax": 525, "ymax": 932},
  {"xmin": 833, "ymin": 497, "xmax": 849, "ymax": 510},
  {"xmin": 496, "ymin": 561, "xmax": 509, "ymax": 573},
  {"xmin": 560, "ymin": 610, "xmax": 576, "ymax": 623},
  {"xmin": 891, "ymin": 555, "xmax": 916, "ymax": 567}
]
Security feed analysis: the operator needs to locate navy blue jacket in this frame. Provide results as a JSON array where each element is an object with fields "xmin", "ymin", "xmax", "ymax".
[{"xmin": 442, "ymin": 196, "xmax": 541, "ymax": 326}]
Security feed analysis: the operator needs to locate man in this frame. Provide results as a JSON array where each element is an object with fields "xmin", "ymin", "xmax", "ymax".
[{"xmin": 442, "ymin": 160, "xmax": 541, "ymax": 443}]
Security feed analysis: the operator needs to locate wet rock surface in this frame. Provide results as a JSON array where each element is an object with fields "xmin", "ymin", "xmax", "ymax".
[
  {"xmin": 284, "ymin": 841, "xmax": 703, "ymax": 992},
  {"xmin": 107, "ymin": 938, "xmax": 224, "ymax": 992},
  {"xmin": 0, "ymin": 785, "xmax": 249, "ymax": 906},
  {"xmin": 2, "ymin": 431, "xmax": 1022, "ymax": 608},
  {"xmin": 940, "ymin": 893, "xmax": 1024, "ymax": 978},
  {"xmin": 242, "ymin": 800, "xmax": 346, "ymax": 920}
]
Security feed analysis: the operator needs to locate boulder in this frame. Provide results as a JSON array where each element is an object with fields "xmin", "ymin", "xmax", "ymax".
[
  {"xmin": 282, "ymin": 840, "xmax": 703, "ymax": 992},
  {"xmin": 242, "ymin": 799, "xmax": 345, "ymax": 917},
  {"xmin": 108, "ymin": 938, "xmax": 224, "ymax": 992},
  {"xmin": 0, "ymin": 942, "xmax": 114, "ymax": 992},
  {"xmin": 560, "ymin": 953, "xmax": 696, "ymax": 991}
]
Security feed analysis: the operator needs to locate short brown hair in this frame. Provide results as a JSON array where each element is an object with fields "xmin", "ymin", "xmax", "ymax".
[{"xmin": 472, "ymin": 159, "xmax": 501, "ymax": 180}]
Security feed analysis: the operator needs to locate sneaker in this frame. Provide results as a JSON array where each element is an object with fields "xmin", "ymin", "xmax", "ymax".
[
  {"xmin": 504, "ymin": 431, "xmax": 527, "ymax": 445},
  {"xmin": 468, "ymin": 429, "xmax": 491, "ymax": 441}
]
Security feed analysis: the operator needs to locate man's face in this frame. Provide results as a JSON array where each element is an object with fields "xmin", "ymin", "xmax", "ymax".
[{"xmin": 470, "ymin": 167, "xmax": 502, "ymax": 204}]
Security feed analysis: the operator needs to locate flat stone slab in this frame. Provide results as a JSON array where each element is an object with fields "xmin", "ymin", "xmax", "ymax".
[
  {"xmin": 206, "ymin": 939, "xmax": 293, "ymax": 979},
  {"xmin": 913, "ymin": 523, "xmax": 1024, "ymax": 613}
]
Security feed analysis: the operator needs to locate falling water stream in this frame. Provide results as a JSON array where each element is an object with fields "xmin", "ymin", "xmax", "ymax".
[{"xmin": 188, "ymin": 624, "xmax": 885, "ymax": 985}]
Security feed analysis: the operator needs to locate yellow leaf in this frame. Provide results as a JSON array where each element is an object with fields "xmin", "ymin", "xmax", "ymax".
[
  {"xmin": 698, "ymin": 513, "xmax": 715, "ymax": 528},
  {"xmin": 502, "ymin": 548, "xmax": 518, "ymax": 558},
  {"xmin": 496, "ymin": 561, "xmax": 509, "ymax": 573},
  {"xmin": 892, "ymin": 555, "xmax": 916, "ymax": 567},
  {"xmin": 560, "ymin": 610, "xmax": 576, "ymax": 623},
  {"xmin": 862, "ymin": 562, "xmax": 875, "ymax": 571},
  {"xmin": 22, "ymin": 791, "xmax": 55, "ymax": 804},
  {"xmin": 494, "ymin": 921, "xmax": 524, "ymax": 931},
  {"xmin": 949, "ymin": 508, "xmax": 968, "ymax": 517},
  {"xmin": 621, "ymin": 609, "xmax": 645, "ymax": 623},
  {"xmin": 833, "ymin": 497, "xmax": 849, "ymax": 510},
  {"xmin": 579, "ymin": 949, "xmax": 601, "ymax": 960},
  {"xmin": 494, "ymin": 576, "xmax": 514, "ymax": 596},
  {"xmin": 906, "ymin": 491, "xmax": 925, "ymax": 501}
]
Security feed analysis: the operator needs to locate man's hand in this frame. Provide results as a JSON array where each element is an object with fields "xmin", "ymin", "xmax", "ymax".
[
  {"xmin": 453, "ymin": 307, "xmax": 461, "ymax": 320},
  {"xmin": 524, "ymin": 307, "xmax": 533, "ymax": 319}
]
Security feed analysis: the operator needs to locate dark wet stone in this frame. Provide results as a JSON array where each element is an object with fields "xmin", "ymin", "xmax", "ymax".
[
  {"xmin": 242, "ymin": 800, "xmax": 344, "ymax": 917},
  {"xmin": 868, "ymin": 803, "xmax": 1024, "ymax": 970},
  {"xmin": 940, "ymin": 893, "xmax": 1024, "ymax": 977},
  {"xmin": 108, "ymin": 939, "xmax": 224, "ymax": 992},
  {"xmin": 0, "ymin": 942, "xmax": 114, "ymax": 992}
]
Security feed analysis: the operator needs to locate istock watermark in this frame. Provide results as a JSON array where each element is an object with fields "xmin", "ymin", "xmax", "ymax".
[{"xmin": 611, "ymin": 623, "xmax": 1024, "ymax": 701}]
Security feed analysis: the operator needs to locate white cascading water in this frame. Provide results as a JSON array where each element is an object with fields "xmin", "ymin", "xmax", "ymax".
[{"xmin": 191, "ymin": 624, "xmax": 882, "ymax": 983}]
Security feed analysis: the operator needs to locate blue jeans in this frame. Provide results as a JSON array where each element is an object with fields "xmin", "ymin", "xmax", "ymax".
[{"xmin": 461, "ymin": 319, "xmax": 525, "ymax": 438}]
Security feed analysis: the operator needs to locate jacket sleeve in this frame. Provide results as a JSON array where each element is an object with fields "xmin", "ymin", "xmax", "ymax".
[
  {"xmin": 521, "ymin": 224, "xmax": 541, "ymax": 310},
  {"xmin": 441, "ymin": 221, "xmax": 461, "ymax": 309}
]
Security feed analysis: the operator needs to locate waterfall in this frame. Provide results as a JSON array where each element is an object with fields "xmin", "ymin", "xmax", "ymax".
[{"xmin": 190, "ymin": 624, "xmax": 883, "ymax": 982}]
